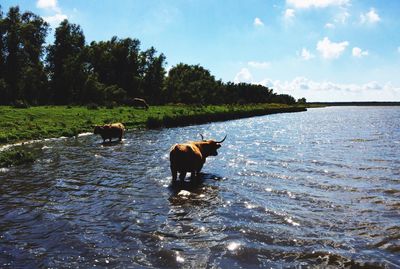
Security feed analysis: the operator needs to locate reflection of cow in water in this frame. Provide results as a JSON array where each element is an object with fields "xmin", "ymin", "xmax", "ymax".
[
  {"xmin": 169, "ymin": 134, "xmax": 226, "ymax": 182},
  {"xmin": 93, "ymin": 122, "xmax": 125, "ymax": 143}
]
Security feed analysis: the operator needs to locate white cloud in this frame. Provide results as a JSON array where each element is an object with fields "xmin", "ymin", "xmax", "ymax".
[
  {"xmin": 248, "ymin": 61, "xmax": 271, "ymax": 69},
  {"xmin": 253, "ymin": 17, "xmax": 264, "ymax": 27},
  {"xmin": 258, "ymin": 76, "xmax": 400, "ymax": 101},
  {"xmin": 300, "ymin": 48, "xmax": 315, "ymax": 60},
  {"xmin": 316, "ymin": 37, "xmax": 349, "ymax": 59},
  {"xmin": 286, "ymin": 0, "xmax": 349, "ymax": 9},
  {"xmin": 284, "ymin": 9, "xmax": 295, "ymax": 20},
  {"xmin": 360, "ymin": 8, "xmax": 380, "ymax": 24},
  {"xmin": 36, "ymin": 0, "xmax": 68, "ymax": 27},
  {"xmin": 234, "ymin": 68, "xmax": 253, "ymax": 83},
  {"xmin": 352, "ymin": 47, "xmax": 369, "ymax": 58},
  {"xmin": 37, "ymin": 0, "xmax": 58, "ymax": 10},
  {"xmin": 43, "ymin": 13, "xmax": 68, "ymax": 25},
  {"xmin": 325, "ymin": 23, "xmax": 335, "ymax": 29},
  {"xmin": 334, "ymin": 8, "xmax": 350, "ymax": 24}
]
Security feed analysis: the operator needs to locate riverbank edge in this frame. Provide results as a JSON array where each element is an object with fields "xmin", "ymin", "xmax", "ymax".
[
  {"xmin": 0, "ymin": 105, "xmax": 306, "ymax": 167},
  {"xmin": 146, "ymin": 106, "xmax": 307, "ymax": 128}
]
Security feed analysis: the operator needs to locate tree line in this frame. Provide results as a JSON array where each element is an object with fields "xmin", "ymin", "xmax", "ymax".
[{"xmin": 0, "ymin": 6, "xmax": 300, "ymax": 106}]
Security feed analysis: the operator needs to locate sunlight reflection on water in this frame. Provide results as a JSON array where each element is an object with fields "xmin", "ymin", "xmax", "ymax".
[{"xmin": 0, "ymin": 107, "xmax": 399, "ymax": 268}]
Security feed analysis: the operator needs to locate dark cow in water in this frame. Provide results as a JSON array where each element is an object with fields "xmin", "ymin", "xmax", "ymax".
[
  {"xmin": 169, "ymin": 134, "xmax": 226, "ymax": 182},
  {"xmin": 93, "ymin": 123, "xmax": 125, "ymax": 142}
]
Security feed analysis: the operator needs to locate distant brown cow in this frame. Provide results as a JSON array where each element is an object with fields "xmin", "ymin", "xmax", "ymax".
[
  {"xmin": 169, "ymin": 134, "xmax": 226, "ymax": 182},
  {"xmin": 94, "ymin": 123, "xmax": 125, "ymax": 142},
  {"xmin": 132, "ymin": 98, "xmax": 149, "ymax": 109}
]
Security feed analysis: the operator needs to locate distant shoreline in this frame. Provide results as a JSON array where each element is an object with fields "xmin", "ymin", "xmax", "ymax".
[{"xmin": 308, "ymin": 101, "xmax": 400, "ymax": 106}]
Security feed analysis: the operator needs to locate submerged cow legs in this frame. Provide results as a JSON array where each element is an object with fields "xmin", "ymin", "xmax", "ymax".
[{"xmin": 179, "ymin": 172, "xmax": 187, "ymax": 181}]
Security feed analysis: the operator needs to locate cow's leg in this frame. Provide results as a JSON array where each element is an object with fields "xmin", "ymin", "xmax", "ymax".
[
  {"xmin": 171, "ymin": 167, "xmax": 177, "ymax": 182},
  {"xmin": 179, "ymin": 172, "xmax": 186, "ymax": 181},
  {"xmin": 193, "ymin": 169, "xmax": 202, "ymax": 181},
  {"xmin": 191, "ymin": 171, "xmax": 199, "ymax": 180}
]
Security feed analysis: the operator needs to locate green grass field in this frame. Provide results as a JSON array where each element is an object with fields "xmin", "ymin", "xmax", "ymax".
[{"xmin": 0, "ymin": 104, "xmax": 305, "ymax": 146}]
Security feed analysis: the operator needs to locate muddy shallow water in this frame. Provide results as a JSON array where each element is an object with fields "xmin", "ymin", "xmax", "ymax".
[{"xmin": 1, "ymin": 107, "xmax": 399, "ymax": 268}]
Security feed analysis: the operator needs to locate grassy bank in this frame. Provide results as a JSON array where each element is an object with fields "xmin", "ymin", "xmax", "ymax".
[
  {"xmin": 0, "ymin": 104, "xmax": 306, "ymax": 167},
  {"xmin": 0, "ymin": 104, "xmax": 305, "ymax": 146},
  {"xmin": 0, "ymin": 104, "xmax": 304, "ymax": 145},
  {"xmin": 146, "ymin": 104, "xmax": 306, "ymax": 128}
]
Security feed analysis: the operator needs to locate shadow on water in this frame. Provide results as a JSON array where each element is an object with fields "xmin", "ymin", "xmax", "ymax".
[
  {"xmin": 135, "ymin": 173, "xmax": 226, "ymax": 268},
  {"xmin": 168, "ymin": 172, "xmax": 224, "ymax": 194},
  {"xmin": 99, "ymin": 140, "xmax": 123, "ymax": 147},
  {"xmin": 167, "ymin": 173, "xmax": 224, "ymax": 212}
]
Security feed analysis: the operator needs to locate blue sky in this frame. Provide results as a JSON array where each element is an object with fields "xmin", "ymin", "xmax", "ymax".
[{"xmin": 2, "ymin": 0, "xmax": 400, "ymax": 101}]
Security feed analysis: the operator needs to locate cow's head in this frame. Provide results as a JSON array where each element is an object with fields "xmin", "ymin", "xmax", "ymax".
[{"xmin": 199, "ymin": 134, "xmax": 227, "ymax": 157}]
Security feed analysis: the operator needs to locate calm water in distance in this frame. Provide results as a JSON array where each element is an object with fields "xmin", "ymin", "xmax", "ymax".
[{"xmin": 0, "ymin": 106, "xmax": 399, "ymax": 268}]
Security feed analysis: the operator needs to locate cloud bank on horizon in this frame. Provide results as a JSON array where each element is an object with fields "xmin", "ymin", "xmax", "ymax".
[{"xmin": 2, "ymin": 0, "xmax": 400, "ymax": 101}]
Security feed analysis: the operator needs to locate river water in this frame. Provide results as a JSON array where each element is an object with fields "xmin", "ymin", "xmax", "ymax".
[{"xmin": 0, "ymin": 107, "xmax": 399, "ymax": 268}]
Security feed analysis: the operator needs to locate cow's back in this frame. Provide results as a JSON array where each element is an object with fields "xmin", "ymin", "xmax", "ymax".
[
  {"xmin": 170, "ymin": 143, "xmax": 203, "ymax": 172},
  {"xmin": 103, "ymin": 123, "xmax": 124, "ymax": 140}
]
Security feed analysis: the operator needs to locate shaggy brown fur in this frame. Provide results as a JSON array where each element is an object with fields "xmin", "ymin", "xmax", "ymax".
[
  {"xmin": 94, "ymin": 123, "xmax": 125, "ymax": 142},
  {"xmin": 169, "ymin": 135, "xmax": 226, "ymax": 182}
]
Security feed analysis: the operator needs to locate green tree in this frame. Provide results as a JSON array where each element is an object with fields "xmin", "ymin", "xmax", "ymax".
[
  {"xmin": 3, "ymin": 6, "xmax": 22, "ymax": 104},
  {"xmin": 86, "ymin": 37, "xmax": 141, "ymax": 100},
  {"xmin": 111, "ymin": 37, "xmax": 141, "ymax": 97},
  {"xmin": 19, "ymin": 11, "xmax": 49, "ymax": 104},
  {"xmin": 85, "ymin": 40, "xmax": 113, "ymax": 85},
  {"xmin": 297, "ymin": 97, "xmax": 306, "ymax": 104},
  {"xmin": 47, "ymin": 19, "xmax": 86, "ymax": 104},
  {"xmin": 222, "ymin": 82, "xmax": 276, "ymax": 104},
  {"xmin": 272, "ymin": 94, "xmax": 296, "ymax": 105},
  {"xmin": 0, "ymin": 6, "xmax": 5, "ymax": 80},
  {"xmin": 165, "ymin": 63, "xmax": 219, "ymax": 104},
  {"xmin": 0, "ymin": 6, "xmax": 49, "ymax": 105},
  {"xmin": 80, "ymin": 74, "xmax": 105, "ymax": 104},
  {"xmin": 104, "ymin": 84, "xmax": 127, "ymax": 104},
  {"xmin": 140, "ymin": 47, "xmax": 166, "ymax": 104},
  {"xmin": 0, "ymin": 6, "xmax": 6, "ymax": 104},
  {"xmin": 0, "ymin": 5, "xmax": 299, "ymax": 107}
]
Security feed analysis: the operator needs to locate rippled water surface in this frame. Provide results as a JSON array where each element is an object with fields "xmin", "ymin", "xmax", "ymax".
[{"xmin": 1, "ymin": 107, "xmax": 400, "ymax": 268}]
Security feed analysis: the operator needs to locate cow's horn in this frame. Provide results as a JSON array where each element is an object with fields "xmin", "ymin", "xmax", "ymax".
[
  {"xmin": 217, "ymin": 135, "xmax": 227, "ymax": 143},
  {"xmin": 199, "ymin": 134, "xmax": 205, "ymax": 141}
]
